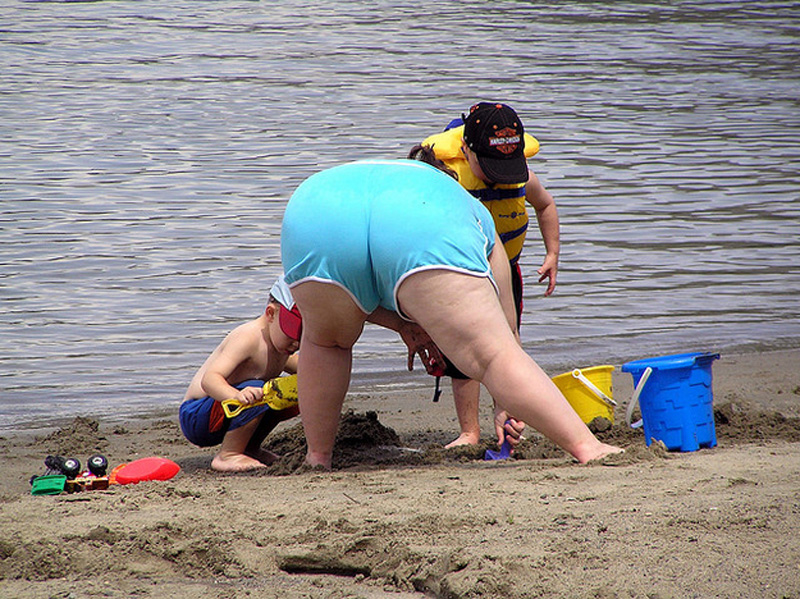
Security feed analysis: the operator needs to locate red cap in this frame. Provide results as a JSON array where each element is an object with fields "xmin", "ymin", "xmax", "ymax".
[{"xmin": 278, "ymin": 304, "xmax": 302, "ymax": 341}]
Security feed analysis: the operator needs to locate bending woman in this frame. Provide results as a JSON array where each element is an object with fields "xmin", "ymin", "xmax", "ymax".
[{"xmin": 281, "ymin": 160, "xmax": 621, "ymax": 469}]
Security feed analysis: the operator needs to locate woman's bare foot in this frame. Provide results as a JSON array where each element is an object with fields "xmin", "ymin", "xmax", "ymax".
[
  {"xmin": 211, "ymin": 451, "xmax": 268, "ymax": 472},
  {"xmin": 444, "ymin": 432, "xmax": 480, "ymax": 449},
  {"xmin": 304, "ymin": 450, "xmax": 333, "ymax": 471},
  {"xmin": 573, "ymin": 442, "xmax": 624, "ymax": 464}
]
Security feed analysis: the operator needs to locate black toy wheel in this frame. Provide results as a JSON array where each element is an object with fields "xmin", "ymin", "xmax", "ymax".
[
  {"xmin": 61, "ymin": 457, "xmax": 81, "ymax": 479},
  {"xmin": 87, "ymin": 454, "xmax": 108, "ymax": 476}
]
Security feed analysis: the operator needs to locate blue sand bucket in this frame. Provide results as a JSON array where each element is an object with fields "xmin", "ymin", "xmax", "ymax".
[{"xmin": 622, "ymin": 352, "xmax": 720, "ymax": 452}]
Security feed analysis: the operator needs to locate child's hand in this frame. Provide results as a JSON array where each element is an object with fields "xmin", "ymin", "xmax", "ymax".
[
  {"xmin": 234, "ymin": 386, "xmax": 264, "ymax": 406},
  {"xmin": 494, "ymin": 409, "xmax": 525, "ymax": 448},
  {"xmin": 537, "ymin": 253, "xmax": 559, "ymax": 297}
]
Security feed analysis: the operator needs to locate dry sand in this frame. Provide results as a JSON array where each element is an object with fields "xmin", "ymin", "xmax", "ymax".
[{"xmin": 1, "ymin": 349, "xmax": 799, "ymax": 598}]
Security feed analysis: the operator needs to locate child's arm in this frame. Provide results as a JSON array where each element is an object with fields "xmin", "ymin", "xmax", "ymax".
[
  {"xmin": 200, "ymin": 329, "xmax": 263, "ymax": 405},
  {"xmin": 525, "ymin": 170, "xmax": 559, "ymax": 297},
  {"xmin": 284, "ymin": 353, "xmax": 298, "ymax": 374}
]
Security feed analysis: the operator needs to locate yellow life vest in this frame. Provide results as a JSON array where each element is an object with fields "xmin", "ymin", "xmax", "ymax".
[{"xmin": 422, "ymin": 126, "xmax": 539, "ymax": 263}]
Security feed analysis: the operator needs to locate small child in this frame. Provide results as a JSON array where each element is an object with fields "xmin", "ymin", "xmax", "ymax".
[{"xmin": 180, "ymin": 276, "xmax": 301, "ymax": 472}]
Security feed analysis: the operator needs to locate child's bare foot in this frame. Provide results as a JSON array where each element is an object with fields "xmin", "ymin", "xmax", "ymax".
[
  {"xmin": 246, "ymin": 448, "xmax": 281, "ymax": 466},
  {"xmin": 211, "ymin": 452, "xmax": 268, "ymax": 472},
  {"xmin": 444, "ymin": 432, "xmax": 480, "ymax": 449}
]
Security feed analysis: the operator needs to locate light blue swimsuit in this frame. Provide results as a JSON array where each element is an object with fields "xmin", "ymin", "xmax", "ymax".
[{"xmin": 281, "ymin": 160, "xmax": 497, "ymax": 316}]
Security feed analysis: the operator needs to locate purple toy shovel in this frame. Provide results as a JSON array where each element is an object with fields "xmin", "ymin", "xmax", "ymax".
[{"xmin": 484, "ymin": 420, "xmax": 513, "ymax": 461}]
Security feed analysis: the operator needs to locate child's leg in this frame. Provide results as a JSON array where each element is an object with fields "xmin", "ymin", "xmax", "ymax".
[
  {"xmin": 446, "ymin": 378, "xmax": 482, "ymax": 447},
  {"xmin": 212, "ymin": 416, "xmax": 269, "ymax": 472},
  {"xmin": 244, "ymin": 406, "xmax": 299, "ymax": 464}
]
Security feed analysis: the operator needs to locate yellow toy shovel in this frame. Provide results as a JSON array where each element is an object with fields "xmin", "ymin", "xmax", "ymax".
[{"xmin": 221, "ymin": 374, "xmax": 298, "ymax": 418}]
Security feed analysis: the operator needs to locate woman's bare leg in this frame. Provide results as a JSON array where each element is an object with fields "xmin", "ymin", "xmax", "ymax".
[
  {"xmin": 291, "ymin": 281, "xmax": 368, "ymax": 469},
  {"xmin": 447, "ymin": 232, "xmax": 519, "ymax": 448},
  {"xmin": 397, "ymin": 269, "xmax": 622, "ymax": 463}
]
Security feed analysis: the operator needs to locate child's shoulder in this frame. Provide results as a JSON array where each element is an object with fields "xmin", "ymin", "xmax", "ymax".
[{"xmin": 224, "ymin": 314, "xmax": 268, "ymax": 342}]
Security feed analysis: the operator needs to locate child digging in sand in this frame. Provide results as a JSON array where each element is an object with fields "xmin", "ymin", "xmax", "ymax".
[{"xmin": 180, "ymin": 276, "xmax": 301, "ymax": 472}]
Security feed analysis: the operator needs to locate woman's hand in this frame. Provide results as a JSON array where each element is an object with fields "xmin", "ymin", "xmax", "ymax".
[{"xmin": 398, "ymin": 321, "xmax": 445, "ymax": 374}]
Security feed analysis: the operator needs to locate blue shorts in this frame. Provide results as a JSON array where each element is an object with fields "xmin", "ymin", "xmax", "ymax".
[
  {"xmin": 179, "ymin": 379, "xmax": 271, "ymax": 447},
  {"xmin": 281, "ymin": 160, "xmax": 497, "ymax": 316}
]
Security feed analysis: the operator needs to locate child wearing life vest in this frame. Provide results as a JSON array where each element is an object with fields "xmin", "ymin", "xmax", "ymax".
[{"xmin": 410, "ymin": 102, "xmax": 560, "ymax": 451}]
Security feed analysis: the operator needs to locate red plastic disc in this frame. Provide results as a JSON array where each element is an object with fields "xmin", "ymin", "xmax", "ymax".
[{"xmin": 113, "ymin": 457, "xmax": 180, "ymax": 485}]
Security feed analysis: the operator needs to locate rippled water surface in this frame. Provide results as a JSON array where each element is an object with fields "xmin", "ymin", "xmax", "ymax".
[{"xmin": 2, "ymin": 1, "xmax": 799, "ymax": 431}]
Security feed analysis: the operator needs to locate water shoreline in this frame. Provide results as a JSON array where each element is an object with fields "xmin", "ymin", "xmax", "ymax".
[{"xmin": 4, "ymin": 346, "xmax": 798, "ymax": 437}]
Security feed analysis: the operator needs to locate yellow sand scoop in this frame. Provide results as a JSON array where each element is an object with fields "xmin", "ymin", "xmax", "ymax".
[{"xmin": 221, "ymin": 374, "xmax": 298, "ymax": 418}]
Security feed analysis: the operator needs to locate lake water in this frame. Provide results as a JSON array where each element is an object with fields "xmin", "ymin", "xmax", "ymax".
[{"xmin": 2, "ymin": 1, "xmax": 799, "ymax": 433}]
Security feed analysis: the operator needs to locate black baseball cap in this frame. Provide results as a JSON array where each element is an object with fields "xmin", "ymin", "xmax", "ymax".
[{"xmin": 462, "ymin": 102, "xmax": 529, "ymax": 184}]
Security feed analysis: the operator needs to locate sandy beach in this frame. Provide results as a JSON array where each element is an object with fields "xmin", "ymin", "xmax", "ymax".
[{"xmin": 1, "ymin": 348, "xmax": 799, "ymax": 599}]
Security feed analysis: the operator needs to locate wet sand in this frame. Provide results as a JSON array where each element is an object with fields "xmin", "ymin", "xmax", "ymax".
[{"xmin": 1, "ymin": 349, "xmax": 798, "ymax": 598}]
